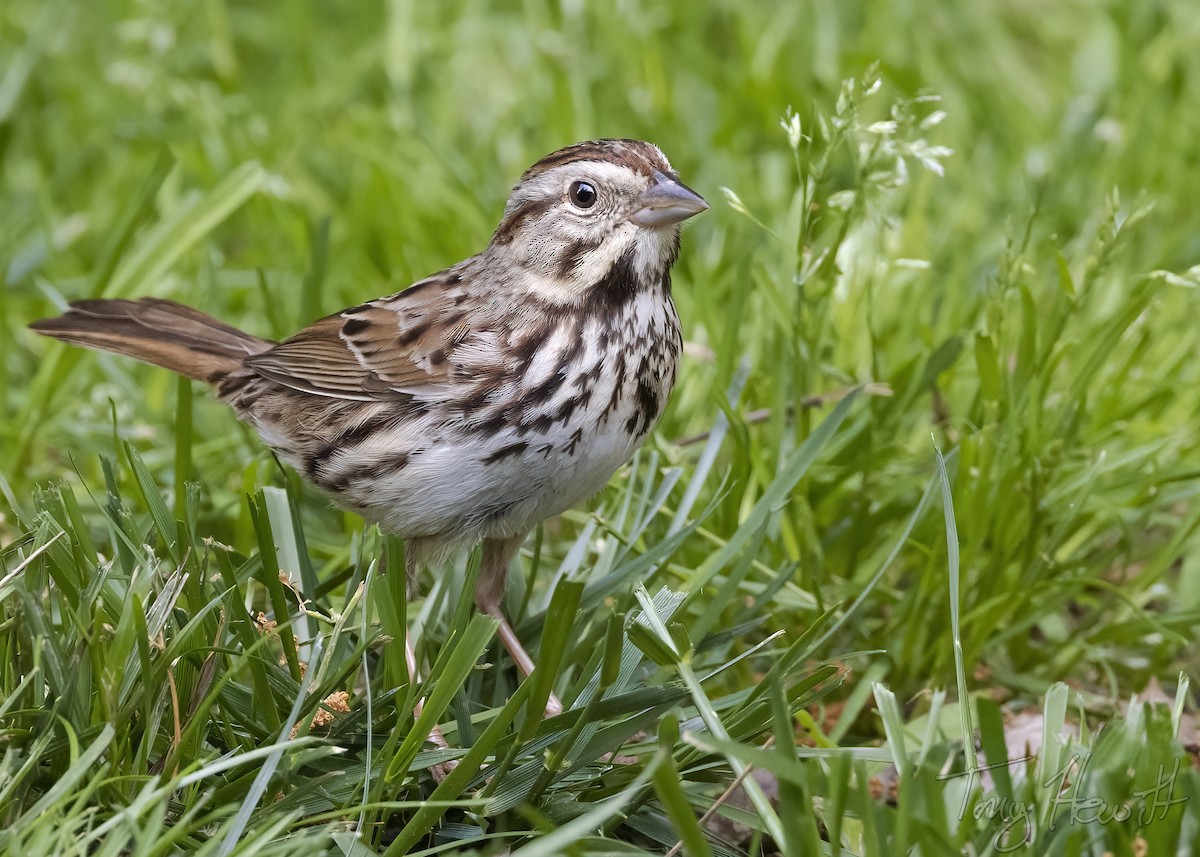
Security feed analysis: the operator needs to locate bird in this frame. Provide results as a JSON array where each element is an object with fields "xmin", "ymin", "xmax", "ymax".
[{"xmin": 31, "ymin": 138, "xmax": 708, "ymax": 714}]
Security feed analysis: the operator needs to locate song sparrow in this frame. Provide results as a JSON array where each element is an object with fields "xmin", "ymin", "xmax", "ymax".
[{"xmin": 31, "ymin": 138, "xmax": 707, "ymax": 704}]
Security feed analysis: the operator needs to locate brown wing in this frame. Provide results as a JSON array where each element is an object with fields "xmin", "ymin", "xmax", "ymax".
[{"xmin": 244, "ymin": 270, "xmax": 474, "ymax": 401}]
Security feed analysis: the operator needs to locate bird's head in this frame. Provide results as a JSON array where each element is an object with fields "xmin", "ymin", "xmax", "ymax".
[{"xmin": 488, "ymin": 139, "xmax": 708, "ymax": 306}]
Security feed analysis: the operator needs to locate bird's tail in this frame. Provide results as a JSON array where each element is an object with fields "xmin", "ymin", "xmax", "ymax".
[{"xmin": 30, "ymin": 298, "xmax": 273, "ymax": 382}]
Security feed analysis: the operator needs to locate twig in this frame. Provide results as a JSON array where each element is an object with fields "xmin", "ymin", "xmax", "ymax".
[
  {"xmin": 166, "ymin": 664, "xmax": 182, "ymax": 777},
  {"xmin": 665, "ymin": 734, "xmax": 777, "ymax": 857}
]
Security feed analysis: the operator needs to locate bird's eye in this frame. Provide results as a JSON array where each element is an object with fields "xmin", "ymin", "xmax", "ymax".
[{"xmin": 568, "ymin": 180, "xmax": 598, "ymax": 209}]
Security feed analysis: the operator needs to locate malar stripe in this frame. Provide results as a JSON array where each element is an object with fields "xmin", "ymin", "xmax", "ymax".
[
  {"xmin": 582, "ymin": 249, "xmax": 643, "ymax": 314},
  {"xmin": 555, "ymin": 236, "xmax": 605, "ymax": 280}
]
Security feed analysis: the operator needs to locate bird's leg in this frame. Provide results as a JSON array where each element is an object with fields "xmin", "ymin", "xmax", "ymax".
[
  {"xmin": 405, "ymin": 634, "xmax": 442, "ymax": 734},
  {"xmin": 479, "ymin": 535, "xmax": 563, "ymax": 717},
  {"xmin": 405, "ymin": 632, "xmax": 457, "ymax": 782}
]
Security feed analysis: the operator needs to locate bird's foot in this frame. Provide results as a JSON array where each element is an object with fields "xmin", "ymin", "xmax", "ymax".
[{"xmin": 430, "ymin": 758, "xmax": 459, "ymax": 784}]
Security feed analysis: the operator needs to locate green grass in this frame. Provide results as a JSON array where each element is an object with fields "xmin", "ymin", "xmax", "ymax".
[{"xmin": 3, "ymin": 1, "xmax": 1200, "ymax": 854}]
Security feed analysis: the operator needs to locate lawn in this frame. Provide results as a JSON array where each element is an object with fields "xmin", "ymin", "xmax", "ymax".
[{"xmin": 2, "ymin": 1, "xmax": 1199, "ymax": 854}]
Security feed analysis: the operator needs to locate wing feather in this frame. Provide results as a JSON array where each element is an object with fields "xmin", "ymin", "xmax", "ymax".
[{"xmin": 244, "ymin": 269, "xmax": 476, "ymax": 400}]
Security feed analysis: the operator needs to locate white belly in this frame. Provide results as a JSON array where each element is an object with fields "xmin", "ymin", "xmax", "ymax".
[{"xmin": 360, "ymin": 392, "xmax": 651, "ymax": 540}]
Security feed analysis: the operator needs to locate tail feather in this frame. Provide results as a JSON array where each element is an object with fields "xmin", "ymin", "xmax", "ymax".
[{"xmin": 30, "ymin": 298, "xmax": 274, "ymax": 382}]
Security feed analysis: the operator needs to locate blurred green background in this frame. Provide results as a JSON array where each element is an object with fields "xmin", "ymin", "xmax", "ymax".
[{"xmin": 3, "ymin": 0, "xmax": 1200, "ymax": 852}]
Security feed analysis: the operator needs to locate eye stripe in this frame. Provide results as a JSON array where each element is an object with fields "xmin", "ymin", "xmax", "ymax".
[{"xmin": 491, "ymin": 196, "xmax": 558, "ymax": 244}]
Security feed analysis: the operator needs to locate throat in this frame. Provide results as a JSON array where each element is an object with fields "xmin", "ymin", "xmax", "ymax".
[
  {"xmin": 582, "ymin": 243, "xmax": 673, "ymax": 314},
  {"xmin": 498, "ymin": 223, "xmax": 680, "ymax": 312}
]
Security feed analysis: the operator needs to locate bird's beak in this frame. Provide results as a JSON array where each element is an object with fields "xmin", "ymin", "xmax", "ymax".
[{"xmin": 628, "ymin": 170, "xmax": 709, "ymax": 227}]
